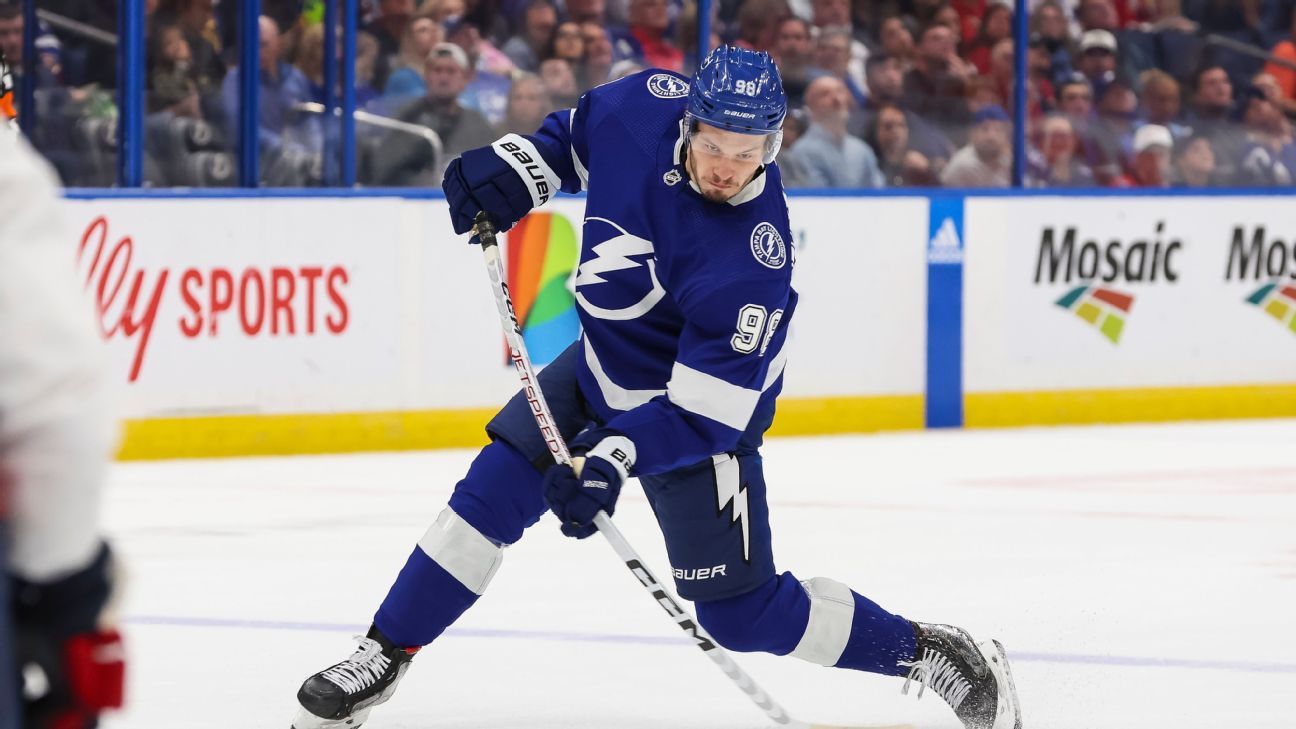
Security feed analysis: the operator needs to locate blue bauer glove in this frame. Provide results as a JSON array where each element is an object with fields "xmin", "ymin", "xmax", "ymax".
[
  {"xmin": 542, "ymin": 429, "xmax": 636, "ymax": 539},
  {"xmin": 442, "ymin": 144, "xmax": 537, "ymax": 236}
]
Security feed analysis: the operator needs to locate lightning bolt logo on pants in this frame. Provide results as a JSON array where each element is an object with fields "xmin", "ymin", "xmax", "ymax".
[{"xmin": 713, "ymin": 454, "xmax": 750, "ymax": 563}]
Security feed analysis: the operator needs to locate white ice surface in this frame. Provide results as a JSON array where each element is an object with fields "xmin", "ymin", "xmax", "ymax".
[{"xmin": 99, "ymin": 420, "xmax": 1296, "ymax": 729}]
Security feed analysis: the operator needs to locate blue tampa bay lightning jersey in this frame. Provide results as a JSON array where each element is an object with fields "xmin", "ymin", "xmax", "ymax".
[{"xmin": 492, "ymin": 69, "xmax": 799, "ymax": 476}]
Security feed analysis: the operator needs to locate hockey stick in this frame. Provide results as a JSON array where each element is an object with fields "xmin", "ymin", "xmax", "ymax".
[{"xmin": 472, "ymin": 212, "xmax": 913, "ymax": 729}]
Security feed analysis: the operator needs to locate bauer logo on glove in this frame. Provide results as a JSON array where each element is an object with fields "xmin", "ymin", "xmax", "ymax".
[{"xmin": 542, "ymin": 429, "xmax": 636, "ymax": 539}]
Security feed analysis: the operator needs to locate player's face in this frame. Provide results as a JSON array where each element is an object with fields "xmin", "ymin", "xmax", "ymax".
[{"xmin": 687, "ymin": 124, "xmax": 767, "ymax": 203}]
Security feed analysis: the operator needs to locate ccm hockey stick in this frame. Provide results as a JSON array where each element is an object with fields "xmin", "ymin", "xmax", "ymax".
[{"xmin": 472, "ymin": 212, "xmax": 913, "ymax": 729}]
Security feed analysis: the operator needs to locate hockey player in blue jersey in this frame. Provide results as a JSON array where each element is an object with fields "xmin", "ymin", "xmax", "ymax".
[{"xmin": 292, "ymin": 46, "xmax": 1022, "ymax": 729}]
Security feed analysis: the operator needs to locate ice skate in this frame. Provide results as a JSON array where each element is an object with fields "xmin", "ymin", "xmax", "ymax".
[
  {"xmin": 898, "ymin": 622, "xmax": 1022, "ymax": 729},
  {"xmin": 291, "ymin": 625, "xmax": 418, "ymax": 728}
]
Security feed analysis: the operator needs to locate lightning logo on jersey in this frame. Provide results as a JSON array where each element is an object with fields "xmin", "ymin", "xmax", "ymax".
[
  {"xmin": 574, "ymin": 217, "xmax": 666, "ymax": 321},
  {"xmin": 713, "ymin": 454, "xmax": 751, "ymax": 563}
]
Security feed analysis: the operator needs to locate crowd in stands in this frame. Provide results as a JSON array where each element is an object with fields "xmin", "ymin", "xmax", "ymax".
[{"xmin": 8, "ymin": 0, "xmax": 1296, "ymax": 188}]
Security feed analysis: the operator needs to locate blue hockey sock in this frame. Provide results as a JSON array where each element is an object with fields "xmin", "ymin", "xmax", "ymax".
[
  {"xmin": 374, "ymin": 440, "xmax": 545, "ymax": 647},
  {"xmin": 793, "ymin": 576, "xmax": 916, "ymax": 675},
  {"xmin": 699, "ymin": 573, "xmax": 916, "ymax": 677},
  {"xmin": 832, "ymin": 591, "xmax": 917, "ymax": 676}
]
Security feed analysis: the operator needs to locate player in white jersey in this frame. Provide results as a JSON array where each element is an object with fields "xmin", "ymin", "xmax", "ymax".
[{"xmin": 0, "ymin": 130, "xmax": 125, "ymax": 728}]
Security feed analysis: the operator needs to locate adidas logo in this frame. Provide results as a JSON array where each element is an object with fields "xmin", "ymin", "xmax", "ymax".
[
  {"xmin": 583, "ymin": 480, "xmax": 610, "ymax": 490},
  {"xmin": 928, "ymin": 218, "xmax": 963, "ymax": 264}
]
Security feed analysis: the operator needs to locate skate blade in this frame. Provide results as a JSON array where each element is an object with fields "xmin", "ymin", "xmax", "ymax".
[
  {"xmin": 981, "ymin": 639, "xmax": 1023, "ymax": 729},
  {"xmin": 290, "ymin": 705, "xmax": 372, "ymax": 729},
  {"xmin": 805, "ymin": 723, "xmax": 917, "ymax": 729}
]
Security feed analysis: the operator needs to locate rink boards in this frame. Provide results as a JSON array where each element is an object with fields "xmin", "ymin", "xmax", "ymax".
[{"xmin": 59, "ymin": 192, "xmax": 1296, "ymax": 459}]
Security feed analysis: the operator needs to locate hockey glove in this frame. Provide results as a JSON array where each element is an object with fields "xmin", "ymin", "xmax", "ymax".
[
  {"xmin": 14, "ymin": 542, "xmax": 126, "ymax": 729},
  {"xmin": 442, "ymin": 144, "xmax": 535, "ymax": 236},
  {"xmin": 542, "ymin": 428, "xmax": 636, "ymax": 539}
]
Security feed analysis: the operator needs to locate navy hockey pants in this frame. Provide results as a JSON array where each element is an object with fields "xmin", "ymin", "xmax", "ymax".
[{"xmin": 374, "ymin": 343, "xmax": 915, "ymax": 675}]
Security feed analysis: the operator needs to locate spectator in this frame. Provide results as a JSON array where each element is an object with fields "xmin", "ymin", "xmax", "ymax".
[
  {"xmin": 295, "ymin": 24, "xmax": 331, "ymax": 103},
  {"xmin": 1032, "ymin": 0, "xmax": 1072, "ymax": 45},
  {"xmin": 148, "ymin": 25, "xmax": 202, "ymax": 119},
  {"xmin": 850, "ymin": 51, "xmax": 955, "ymax": 167},
  {"xmin": 1058, "ymin": 74, "xmax": 1095, "ymax": 117},
  {"xmin": 810, "ymin": 0, "xmax": 867, "ymax": 92},
  {"xmin": 1032, "ymin": 0, "xmax": 1077, "ymax": 89},
  {"xmin": 903, "ymin": 23, "xmax": 974, "ymax": 145},
  {"xmin": 579, "ymin": 21, "xmax": 615, "ymax": 89},
  {"xmin": 968, "ymin": 3, "xmax": 1013, "ymax": 76},
  {"xmin": 813, "ymin": 28, "xmax": 867, "ymax": 107},
  {"xmin": 866, "ymin": 103, "xmax": 938, "ymax": 186},
  {"xmin": 1263, "ymin": 11, "xmax": 1296, "ymax": 107},
  {"xmin": 941, "ymin": 104, "xmax": 1012, "ymax": 186},
  {"xmin": 1138, "ymin": 68, "xmax": 1189, "ymax": 137},
  {"xmin": 547, "ymin": 21, "xmax": 585, "ymax": 64},
  {"xmin": 1026, "ymin": 33, "xmax": 1058, "ymax": 118},
  {"xmin": 498, "ymin": 71, "xmax": 550, "ymax": 135},
  {"xmin": 1187, "ymin": 64, "xmax": 1247, "ymax": 181},
  {"xmin": 1123, "ymin": 122, "xmax": 1173, "ymax": 186},
  {"xmin": 1077, "ymin": 0, "xmax": 1120, "ymax": 31},
  {"xmin": 365, "ymin": 0, "xmax": 417, "ymax": 88},
  {"xmin": 1236, "ymin": 84, "xmax": 1296, "ymax": 185},
  {"xmin": 1027, "ymin": 113, "xmax": 1096, "ymax": 186},
  {"xmin": 792, "ymin": 75, "xmax": 885, "ymax": 188},
  {"xmin": 447, "ymin": 18, "xmax": 514, "ymax": 126},
  {"xmin": 0, "ymin": 6, "xmax": 18, "ymax": 71},
  {"xmin": 878, "ymin": 15, "xmax": 916, "ymax": 70},
  {"xmin": 772, "ymin": 16, "xmax": 814, "ymax": 107},
  {"xmin": 1092, "ymin": 75, "xmax": 1138, "ymax": 180},
  {"xmin": 566, "ymin": 0, "xmax": 609, "ymax": 25},
  {"xmin": 1076, "ymin": 29, "xmax": 1118, "ymax": 89},
  {"xmin": 501, "ymin": 0, "xmax": 557, "ymax": 71},
  {"xmin": 932, "ymin": 4, "xmax": 963, "ymax": 36},
  {"xmin": 152, "ymin": 0, "xmax": 225, "ymax": 94},
  {"xmin": 383, "ymin": 13, "xmax": 443, "ymax": 103},
  {"xmin": 989, "ymin": 38, "xmax": 1016, "ymax": 112},
  {"xmin": 423, "ymin": 0, "xmax": 467, "ymax": 25},
  {"xmin": 948, "ymin": 0, "xmax": 987, "ymax": 46},
  {"xmin": 1251, "ymin": 70, "xmax": 1296, "ymax": 119},
  {"xmin": 734, "ymin": 0, "xmax": 788, "ymax": 53},
  {"xmin": 373, "ymin": 42, "xmax": 496, "ymax": 184},
  {"xmin": 627, "ymin": 0, "xmax": 683, "ymax": 72},
  {"xmin": 850, "ymin": 51, "xmax": 905, "ymax": 133},
  {"xmin": 219, "ymin": 16, "xmax": 312, "ymax": 155},
  {"xmin": 1170, "ymin": 132, "xmax": 1216, "ymax": 186},
  {"xmin": 539, "ymin": 57, "xmax": 579, "ymax": 107},
  {"xmin": 356, "ymin": 31, "xmax": 382, "ymax": 109},
  {"xmin": 906, "ymin": 0, "xmax": 947, "ymax": 27}
]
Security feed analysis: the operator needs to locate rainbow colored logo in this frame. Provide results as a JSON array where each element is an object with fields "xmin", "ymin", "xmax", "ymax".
[
  {"xmin": 1054, "ymin": 285, "xmax": 1134, "ymax": 344},
  {"xmin": 1246, "ymin": 283, "xmax": 1296, "ymax": 335},
  {"xmin": 506, "ymin": 212, "xmax": 581, "ymax": 366}
]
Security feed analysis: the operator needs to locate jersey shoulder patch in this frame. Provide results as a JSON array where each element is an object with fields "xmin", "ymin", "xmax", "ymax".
[
  {"xmin": 646, "ymin": 72, "xmax": 690, "ymax": 99},
  {"xmin": 749, "ymin": 222, "xmax": 787, "ymax": 269}
]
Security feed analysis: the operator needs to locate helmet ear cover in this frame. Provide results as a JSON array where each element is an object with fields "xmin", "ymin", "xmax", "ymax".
[{"xmin": 685, "ymin": 114, "xmax": 784, "ymax": 165}]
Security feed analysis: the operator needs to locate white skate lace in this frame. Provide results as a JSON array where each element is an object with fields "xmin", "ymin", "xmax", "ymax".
[
  {"xmin": 319, "ymin": 635, "xmax": 391, "ymax": 695},
  {"xmin": 898, "ymin": 647, "xmax": 972, "ymax": 711}
]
